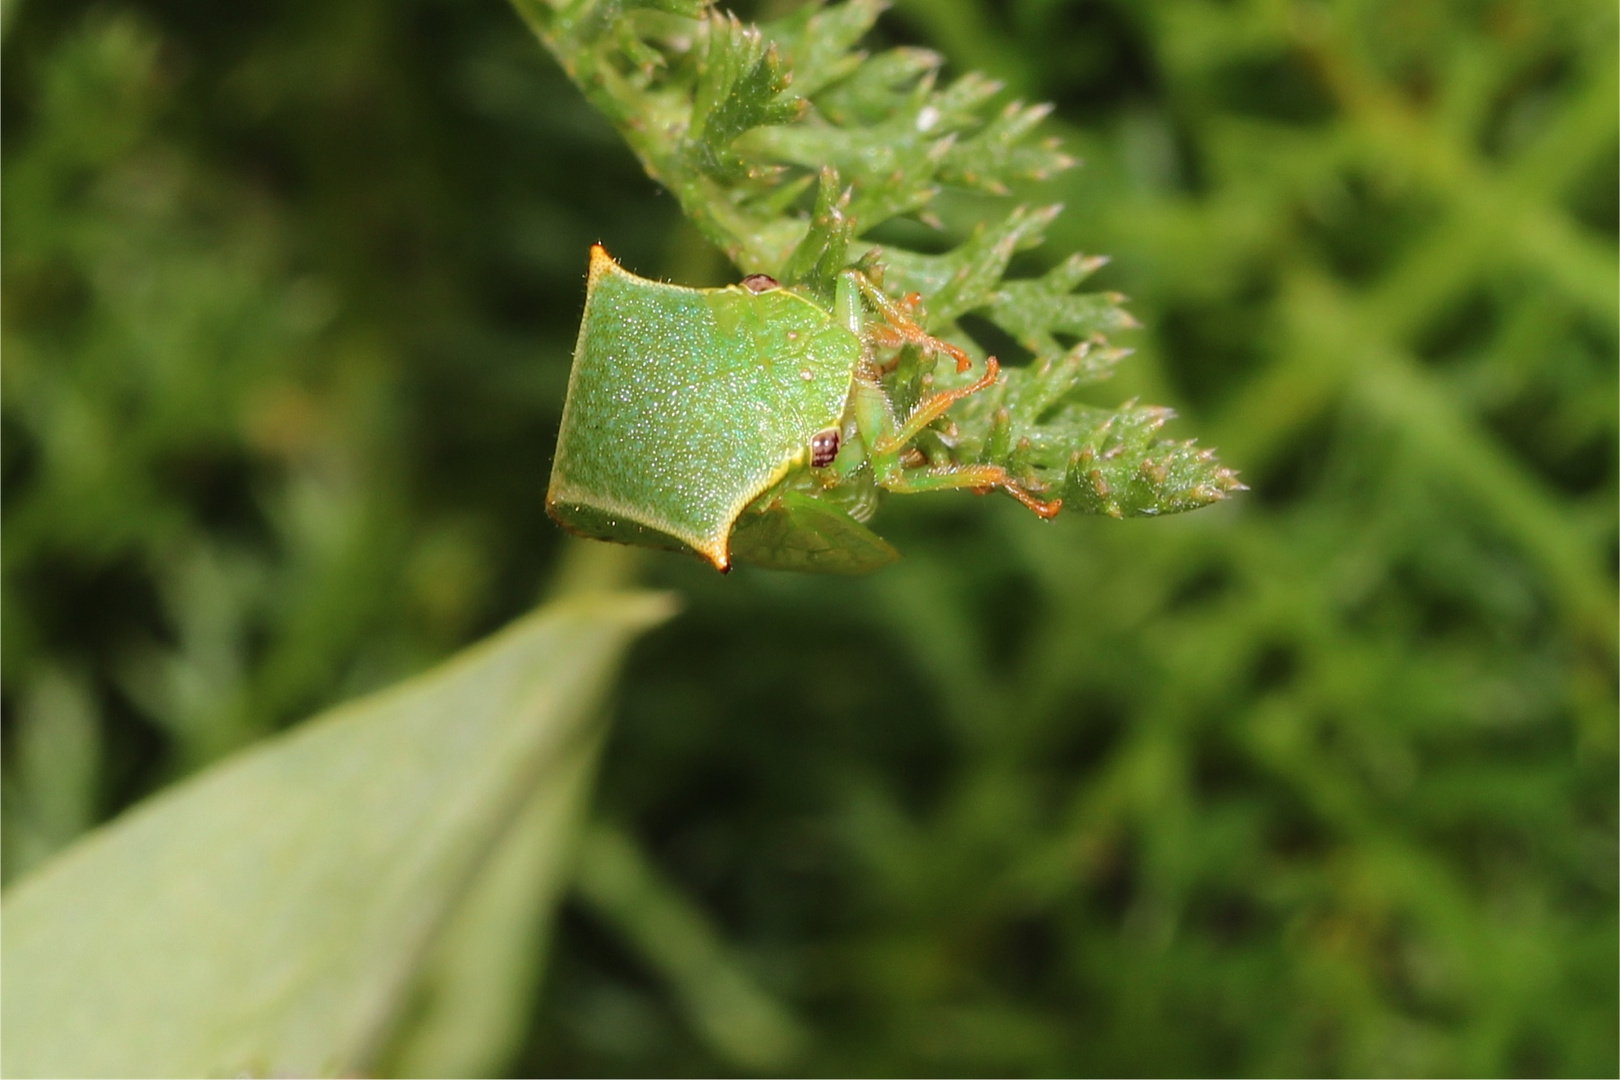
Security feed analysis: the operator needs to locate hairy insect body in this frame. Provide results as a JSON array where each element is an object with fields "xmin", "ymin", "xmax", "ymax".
[{"xmin": 549, "ymin": 247, "xmax": 861, "ymax": 570}]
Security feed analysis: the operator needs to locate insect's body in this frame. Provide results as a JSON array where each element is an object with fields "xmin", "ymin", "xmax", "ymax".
[
  {"xmin": 548, "ymin": 246, "xmax": 1058, "ymax": 573},
  {"xmin": 550, "ymin": 247, "xmax": 862, "ymax": 568}
]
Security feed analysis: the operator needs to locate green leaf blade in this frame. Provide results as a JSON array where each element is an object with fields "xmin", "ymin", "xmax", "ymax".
[{"xmin": 1, "ymin": 591, "xmax": 676, "ymax": 1080}]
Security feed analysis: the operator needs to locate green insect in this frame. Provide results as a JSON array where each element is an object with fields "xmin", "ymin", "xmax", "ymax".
[{"xmin": 547, "ymin": 246, "xmax": 1060, "ymax": 573}]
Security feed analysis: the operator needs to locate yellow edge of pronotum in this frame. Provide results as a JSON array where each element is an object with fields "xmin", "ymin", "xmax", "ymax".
[{"xmin": 549, "ymin": 448, "xmax": 797, "ymax": 573}]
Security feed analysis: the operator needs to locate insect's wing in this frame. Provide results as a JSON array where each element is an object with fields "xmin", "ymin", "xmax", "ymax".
[{"xmin": 728, "ymin": 490, "xmax": 900, "ymax": 574}]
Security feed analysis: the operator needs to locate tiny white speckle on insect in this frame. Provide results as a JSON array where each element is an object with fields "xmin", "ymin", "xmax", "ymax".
[
  {"xmin": 800, "ymin": 369, "xmax": 813, "ymax": 380},
  {"xmin": 916, "ymin": 106, "xmax": 940, "ymax": 132}
]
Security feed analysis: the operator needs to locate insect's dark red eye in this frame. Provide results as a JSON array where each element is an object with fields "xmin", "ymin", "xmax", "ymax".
[
  {"xmin": 810, "ymin": 429, "xmax": 840, "ymax": 468},
  {"xmin": 740, "ymin": 273, "xmax": 780, "ymax": 293}
]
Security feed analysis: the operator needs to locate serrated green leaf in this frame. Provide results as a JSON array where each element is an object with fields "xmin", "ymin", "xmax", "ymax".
[
  {"xmin": 1, "ymin": 591, "xmax": 676, "ymax": 1079},
  {"xmin": 938, "ymin": 101, "xmax": 1075, "ymax": 190},
  {"xmin": 510, "ymin": 0, "xmax": 1242, "ymax": 523},
  {"xmin": 687, "ymin": 15, "xmax": 803, "ymax": 182},
  {"xmin": 881, "ymin": 203, "xmax": 1060, "ymax": 324},
  {"xmin": 1054, "ymin": 403, "xmax": 1247, "ymax": 517},
  {"xmin": 985, "ymin": 251, "xmax": 1132, "ymax": 355},
  {"xmin": 780, "ymin": 167, "xmax": 854, "ymax": 303},
  {"xmin": 763, "ymin": 0, "xmax": 879, "ymax": 98}
]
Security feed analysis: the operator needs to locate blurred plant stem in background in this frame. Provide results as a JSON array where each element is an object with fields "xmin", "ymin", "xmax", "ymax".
[{"xmin": 2, "ymin": 0, "xmax": 1615, "ymax": 1075}]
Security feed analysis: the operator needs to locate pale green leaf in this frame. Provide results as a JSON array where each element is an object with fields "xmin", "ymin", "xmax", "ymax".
[
  {"xmin": 376, "ymin": 722, "xmax": 605, "ymax": 1079},
  {"xmin": 1, "ymin": 590, "xmax": 676, "ymax": 1080}
]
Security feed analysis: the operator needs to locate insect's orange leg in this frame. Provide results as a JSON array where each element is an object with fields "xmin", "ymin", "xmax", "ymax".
[
  {"xmin": 852, "ymin": 275, "xmax": 975, "ymax": 373},
  {"xmin": 879, "ymin": 460, "xmax": 1062, "ymax": 519},
  {"xmin": 847, "ymin": 271, "xmax": 1059, "ymax": 519},
  {"xmin": 873, "ymin": 356, "xmax": 1001, "ymax": 454}
]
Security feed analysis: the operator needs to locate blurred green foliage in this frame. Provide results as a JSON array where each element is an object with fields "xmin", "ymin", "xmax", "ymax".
[{"xmin": 2, "ymin": 0, "xmax": 1614, "ymax": 1075}]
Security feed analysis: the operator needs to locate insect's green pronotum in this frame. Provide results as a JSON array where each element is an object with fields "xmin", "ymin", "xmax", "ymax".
[{"xmin": 547, "ymin": 246, "xmax": 1060, "ymax": 573}]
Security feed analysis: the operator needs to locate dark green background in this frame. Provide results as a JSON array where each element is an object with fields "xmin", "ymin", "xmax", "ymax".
[{"xmin": 4, "ymin": 0, "xmax": 1615, "ymax": 1074}]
